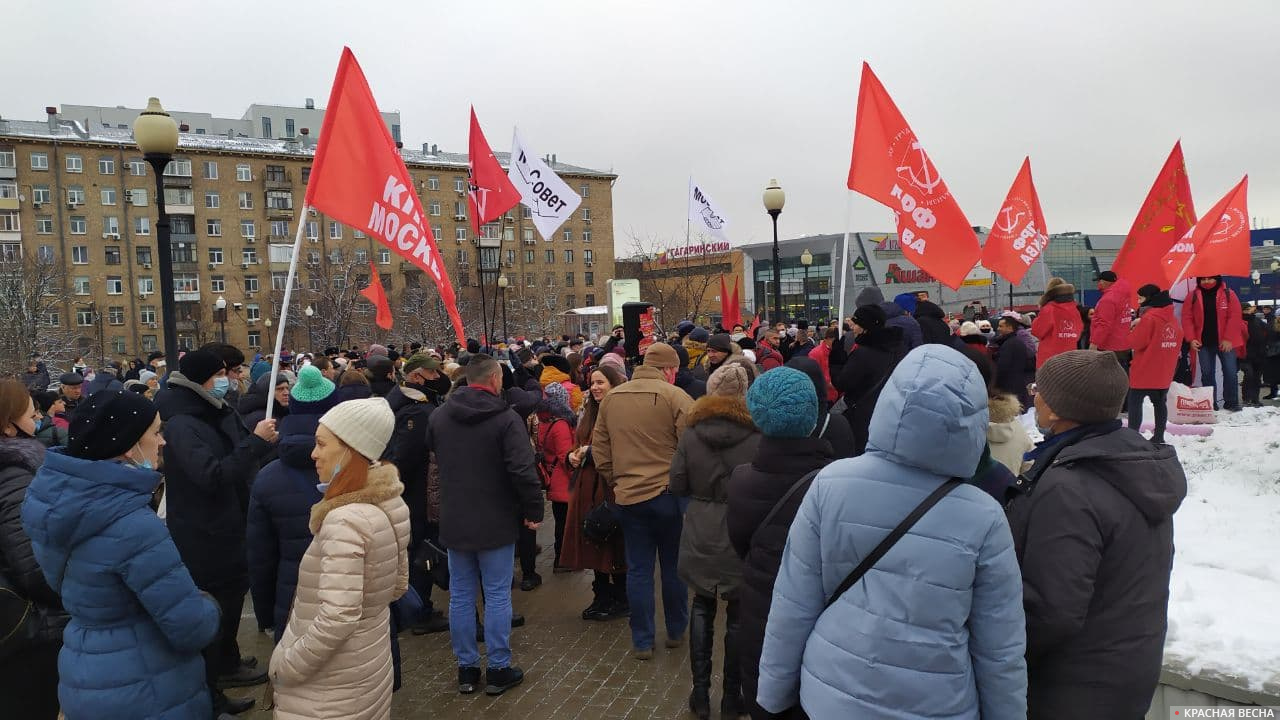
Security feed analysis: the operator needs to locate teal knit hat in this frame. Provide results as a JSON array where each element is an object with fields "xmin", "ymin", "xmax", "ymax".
[
  {"xmin": 290, "ymin": 365, "xmax": 337, "ymax": 414},
  {"xmin": 747, "ymin": 367, "xmax": 818, "ymax": 438}
]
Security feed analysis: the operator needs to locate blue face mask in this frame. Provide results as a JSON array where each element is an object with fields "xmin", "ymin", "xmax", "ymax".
[
  {"xmin": 316, "ymin": 450, "xmax": 349, "ymax": 494},
  {"xmin": 210, "ymin": 376, "xmax": 230, "ymax": 399}
]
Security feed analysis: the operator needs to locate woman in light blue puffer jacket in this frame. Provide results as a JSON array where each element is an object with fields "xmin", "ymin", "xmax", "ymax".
[{"xmin": 757, "ymin": 344, "xmax": 1027, "ymax": 719}]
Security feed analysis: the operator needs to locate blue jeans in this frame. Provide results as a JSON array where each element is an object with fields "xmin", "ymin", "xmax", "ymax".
[
  {"xmin": 1198, "ymin": 346, "xmax": 1240, "ymax": 409},
  {"xmin": 447, "ymin": 545, "xmax": 515, "ymax": 669},
  {"xmin": 616, "ymin": 492, "xmax": 689, "ymax": 650}
]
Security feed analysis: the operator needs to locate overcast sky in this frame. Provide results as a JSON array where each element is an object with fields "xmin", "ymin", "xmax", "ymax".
[{"xmin": 9, "ymin": 0, "xmax": 1280, "ymax": 256}]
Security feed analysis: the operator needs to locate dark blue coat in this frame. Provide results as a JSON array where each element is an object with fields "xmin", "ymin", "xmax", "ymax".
[
  {"xmin": 21, "ymin": 449, "xmax": 221, "ymax": 720},
  {"xmin": 246, "ymin": 412, "xmax": 323, "ymax": 642}
]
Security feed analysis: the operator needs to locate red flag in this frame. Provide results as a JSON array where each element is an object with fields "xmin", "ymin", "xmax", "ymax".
[
  {"xmin": 1161, "ymin": 176, "xmax": 1250, "ymax": 286},
  {"xmin": 747, "ymin": 313, "xmax": 760, "ymax": 338},
  {"xmin": 1113, "ymin": 142, "xmax": 1198, "ymax": 290},
  {"xmin": 719, "ymin": 275, "xmax": 732, "ymax": 328},
  {"xmin": 359, "ymin": 262, "xmax": 393, "ymax": 330},
  {"xmin": 728, "ymin": 278, "xmax": 741, "ymax": 329},
  {"xmin": 467, "ymin": 107, "xmax": 522, "ymax": 236},
  {"xmin": 848, "ymin": 63, "xmax": 980, "ymax": 289},
  {"xmin": 981, "ymin": 157, "xmax": 1050, "ymax": 285},
  {"xmin": 305, "ymin": 48, "xmax": 464, "ymax": 343}
]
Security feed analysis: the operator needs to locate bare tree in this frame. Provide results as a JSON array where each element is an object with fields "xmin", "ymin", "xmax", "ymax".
[
  {"xmin": 619, "ymin": 232, "xmax": 728, "ymax": 331},
  {"xmin": 289, "ymin": 248, "xmax": 377, "ymax": 352},
  {"xmin": 0, "ymin": 249, "xmax": 82, "ymax": 374}
]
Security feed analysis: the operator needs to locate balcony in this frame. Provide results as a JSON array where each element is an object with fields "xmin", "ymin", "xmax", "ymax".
[
  {"xmin": 266, "ymin": 206, "xmax": 294, "ymax": 220},
  {"xmin": 0, "ymin": 197, "xmax": 17, "ymax": 212},
  {"xmin": 0, "ymin": 166, "xmax": 16, "ymax": 180},
  {"xmin": 264, "ymin": 171, "xmax": 292, "ymax": 190},
  {"xmin": 174, "ymin": 291, "xmax": 201, "ymax": 302}
]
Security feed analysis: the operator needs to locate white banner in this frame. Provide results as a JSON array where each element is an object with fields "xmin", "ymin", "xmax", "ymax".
[
  {"xmin": 688, "ymin": 177, "xmax": 730, "ymax": 244},
  {"xmin": 508, "ymin": 128, "xmax": 582, "ymax": 242}
]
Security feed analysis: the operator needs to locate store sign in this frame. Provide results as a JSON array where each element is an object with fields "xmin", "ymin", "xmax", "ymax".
[
  {"xmin": 659, "ymin": 240, "xmax": 732, "ymax": 263},
  {"xmin": 884, "ymin": 262, "xmax": 935, "ymax": 284},
  {"xmin": 962, "ymin": 263, "xmax": 994, "ymax": 287}
]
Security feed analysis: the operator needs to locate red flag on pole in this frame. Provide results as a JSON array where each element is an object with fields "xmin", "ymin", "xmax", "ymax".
[
  {"xmin": 728, "ymin": 277, "xmax": 741, "ymax": 329},
  {"xmin": 304, "ymin": 48, "xmax": 464, "ymax": 343},
  {"xmin": 847, "ymin": 63, "xmax": 980, "ymax": 289},
  {"xmin": 719, "ymin": 275, "xmax": 732, "ymax": 329},
  {"xmin": 359, "ymin": 262, "xmax": 393, "ymax": 330},
  {"xmin": 467, "ymin": 107, "xmax": 522, "ymax": 236},
  {"xmin": 1161, "ymin": 176, "xmax": 1250, "ymax": 286},
  {"xmin": 981, "ymin": 157, "xmax": 1050, "ymax": 285},
  {"xmin": 747, "ymin": 312, "xmax": 760, "ymax": 338},
  {"xmin": 1113, "ymin": 142, "xmax": 1198, "ymax": 290}
]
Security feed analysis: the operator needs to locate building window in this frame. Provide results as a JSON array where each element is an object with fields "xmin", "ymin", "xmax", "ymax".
[
  {"xmin": 429, "ymin": 201, "xmax": 441, "ymax": 216},
  {"xmin": 129, "ymin": 158, "xmax": 145, "ymax": 176},
  {"xmin": 329, "ymin": 222, "xmax": 342, "ymax": 240},
  {"xmin": 31, "ymin": 185, "xmax": 51, "ymax": 204},
  {"xmin": 525, "ymin": 273, "xmax": 535, "ymax": 287},
  {"xmin": 583, "ymin": 230, "xmax": 592, "ymax": 244},
  {"xmin": 203, "ymin": 161, "xmax": 218, "ymax": 179},
  {"xmin": 205, "ymin": 192, "xmax": 220, "ymax": 209},
  {"xmin": 454, "ymin": 201, "xmax": 467, "ymax": 219},
  {"xmin": 266, "ymin": 191, "xmax": 293, "ymax": 210},
  {"xmin": 107, "ymin": 306, "xmax": 124, "ymax": 325},
  {"xmin": 391, "ymin": 124, "xmax": 401, "ymax": 142},
  {"xmin": 138, "ymin": 277, "xmax": 154, "ymax": 295},
  {"xmin": 565, "ymin": 272, "xmax": 575, "ymax": 287},
  {"xmin": 66, "ymin": 185, "xmax": 85, "ymax": 205},
  {"xmin": 455, "ymin": 227, "xmax": 467, "ymax": 241},
  {"xmin": 174, "ymin": 273, "xmax": 199, "ymax": 293},
  {"xmin": 170, "ymin": 216, "xmax": 195, "ymax": 235},
  {"xmin": 585, "ymin": 293, "xmax": 595, "ymax": 306},
  {"xmin": 565, "ymin": 295, "xmax": 576, "ymax": 308},
  {"xmin": 261, "ymin": 117, "xmax": 273, "ymax": 138},
  {"xmin": 455, "ymin": 248, "xmax": 468, "ymax": 264},
  {"xmin": 142, "ymin": 335, "xmax": 158, "ymax": 352},
  {"xmin": 140, "ymin": 306, "xmax": 156, "ymax": 324},
  {"xmin": 130, "ymin": 188, "xmax": 148, "ymax": 206},
  {"xmin": 99, "ymin": 157, "xmax": 115, "ymax": 175},
  {"xmin": 30, "ymin": 152, "xmax": 49, "ymax": 171},
  {"xmin": 432, "ymin": 226, "xmax": 441, "ymax": 240},
  {"xmin": 265, "ymin": 165, "xmax": 287, "ymax": 183},
  {"xmin": 210, "ymin": 277, "xmax": 225, "ymax": 293},
  {"xmin": 208, "ymin": 247, "xmax": 223, "ymax": 265},
  {"xmin": 427, "ymin": 176, "xmax": 439, "ymax": 191},
  {"xmin": 329, "ymin": 248, "xmax": 344, "ymax": 264},
  {"xmin": 242, "ymin": 247, "xmax": 258, "ymax": 264},
  {"xmin": 272, "ymin": 272, "xmax": 289, "ymax": 291},
  {"xmin": 76, "ymin": 310, "xmax": 94, "ymax": 327},
  {"xmin": 354, "ymin": 249, "xmax": 368, "ymax": 264},
  {"xmin": 332, "ymin": 276, "xmax": 347, "ymax": 290},
  {"xmin": 522, "ymin": 228, "xmax": 534, "ymax": 244},
  {"xmin": 580, "ymin": 184, "xmax": 589, "ymax": 198},
  {"xmin": 504, "ymin": 249, "xmax": 515, "ymax": 264},
  {"xmin": 306, "ymin": 221, "xmax": 318, "ymax": 240},
  {"xmin": 378, "ymin": 248, "xmax": 391, "ymax": 264},
  {"xmin": 104, "ymin": 216, "xmax": 120, "ymax": 236},
  {"xmin": 106, "ymin": 276, "xmax": 123, "ymax": 295},
  {"xmin": 206, "ymin": 219, "xmax": 222, "ymax": 236},
  {"xmin": 285, "ymin": 118, "xmax": 295, "ymax": 137},
  {"xmin": 240, "ymin": 220, "xmax": 255, "ymax": 238},
  {"xmin": 0, "ymin": 148, "xmax": 14, "ymax": 168},
  {"xmin": 236, "ymin": 164, "xmax": 252, "ymax": 182},
  {"xmin": 73, "ymin": 276, "xmax": 91, "ymax": 295},
  {"xmin": 545, "ymin": 272, "xmax": 555, "ymax": 287},
  {"xmin": 163, "ymin": 159, "xmax": 192, "ymax": 177},
  {"xmin": 525, "ymin": 249, "xmax": 535, "ymax": 263},
  {"xmin": 72, "ymin": 246, "xmax": 90, "ymax": 265},
  {"xmin": 353, "ymin": 228, "xmax": 365, "ymax": 239},
  {"xmin": 582, "ymin": 208, "xmax": 591, "ymax": 221},
  {"xmin": 306, "ymin": 250, "xmax": 320, "ymax": 266},
  {"xmin": 522, "ymin": 206, "xmax": 531, "ymax": 219},
  {"xmin": 0, "ymin": 180, "xmax": 16, "ymax": 201},
  {"xmin": 308, "ymin": 276, "xmax": 321, "ymax": 291},
  {"xmin": 69, "ymin": 216, "xmax": 87, "ymax": 234},
  {"xmin": 270, "ymin": 220, "xmax": 288, "ymax": 238},
  {"xmin": 104, "ymin": 246, "xmax": 121, "ymax": 265},
  {"xmin": 163, "ymin": 188, "xmax": 193, "ymax": 206},
  {"xmin": 545, "ymin": 249, "xmax": 555, "ymax": 264},
  {"xmin": 247, "ymin": 331, "xmax": 260, "ymax": 348},
  {"xmin": 100, "ymin": 188, "xmax": 116, "ymax": 206},
  {"xmin": 584, "ymin": 249, "xmax": 594, "ymax": 264},
  {"xmin": 65, "ymin": 154, "xmax": 83, "ymax": 173},
  {"xmin": 0, "ymin": 243, "xmax": 18, "ymax": 261},
  {"xmin": 453, "ymin": 177, "xmax": 465, "ymax": 193},
  {"xmin": 563, "ymin": 229, "xmax": 572, "ymax": 242},
  {"xmin": 136, "ymin": 247, "xmax": 152, "ymax": 265},
  {"xmin": 238, "ymin": 192, "xmax": 253, "ymax": 210},
  {"xmin": 245, "ymin": 304, "xmax": 260, "ymax": 321},
  {"xmin": 36, "ymin": 217, "xmax": 53, "ymax": 234},
  {"xmin": 564, "ymin": 249, "xmax": 574, "ymax": 263},
  {"xmin": 134, "ymin": 217, "xmax": 150, "ymax": 235},
  {"xmin": 43, "ymin": 310, "xmax": 60, "ymax": 327},
  {"xmin": 585, "ymin": 271, "xmax": 594, "ymax": 286},
  {"xmin": 0, "ymin": 211, "xmax": 17, "ymax": 232},
  {"xmin": 244, "ymin": 276, "xmax": 259, "ymax": 293},
  {"xmin": 110, "ymin": 336, "xmax": 125, "ymax": 354}
]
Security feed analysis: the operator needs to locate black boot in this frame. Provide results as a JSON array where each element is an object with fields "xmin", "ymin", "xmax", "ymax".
[
  {"xmin": 688, "ymin": 594, "xmax": 715, "ymax": 720},
  {"xmin": 720, "ymin": 598, "xmax": 745, "ymax": 719}
]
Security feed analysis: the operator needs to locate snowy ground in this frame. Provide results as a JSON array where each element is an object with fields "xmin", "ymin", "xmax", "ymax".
[{"xmin": 1020, "ymin": 405, "xmax": 1280, "ymax": 691}]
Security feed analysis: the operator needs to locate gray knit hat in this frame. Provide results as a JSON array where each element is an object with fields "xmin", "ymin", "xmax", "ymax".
[{"xmin": 1036, "ymin": 350, "xmax": 1128, "ymax": 423}]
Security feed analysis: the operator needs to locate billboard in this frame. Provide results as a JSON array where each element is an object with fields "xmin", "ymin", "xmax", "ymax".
[{"xmin": 608, "ymin": 278, "xmax": 641, "ymax": 328}]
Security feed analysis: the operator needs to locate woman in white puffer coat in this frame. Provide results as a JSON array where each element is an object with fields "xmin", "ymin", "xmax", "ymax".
[{"xmin": 269, "ymin": 397, "xmax": 410, "ymax": 720}]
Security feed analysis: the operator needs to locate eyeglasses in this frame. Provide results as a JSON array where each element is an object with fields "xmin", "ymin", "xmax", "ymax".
[{"xmin": 1027, "ymin": 383, "xmax": 1038, "ymax": 397}]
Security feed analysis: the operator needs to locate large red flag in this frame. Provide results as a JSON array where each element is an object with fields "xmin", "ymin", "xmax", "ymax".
[
  {"xmin": 1161, "ymin": 176, "xmax": 1250, "ymax": 285},
  {"xmin": 359, "ymin": 262, "xmax": 393, "ymax": 330},
  {"xmin": 848, "ymin": 62, "xmax": 980, "ymax": 289},
  {"xmin": 1112, "ymin": 142, "xmax": 1197, "ymax": 290},
  {"xmin": 728, "ymin": 278, "xmax": 741, "ymax": 329},
  {"xmin": 305, "ymin": 48, "xmax": 464, "ymax": 343},
  {"xmin": 467, "ymin": 107, "xmax": 522, "ymax": 236},
  {"xmin": 981, "ymin": 157, "xmax": 1050, "ymax": 285},
  {"xmin": 719, "ymin": 275, "xmax": 742, "ymax": 329}
]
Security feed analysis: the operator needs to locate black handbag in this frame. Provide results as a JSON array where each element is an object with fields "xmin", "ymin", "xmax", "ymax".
[
  {"xmin": 414, "ymin": 537, "xmax": 450, "ymax": 591},
  {"xmin": 580, "ymin": 465, "xmax": 619, "ymax": 545},
  {"xmin": 0, "ymin": 572, "xmax": 38, "ymax": 661}
]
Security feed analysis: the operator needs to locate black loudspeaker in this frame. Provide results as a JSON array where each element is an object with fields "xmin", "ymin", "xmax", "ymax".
[{"xmin": 621, "ymin": 301, "xmax": 653, "ymax": 361}]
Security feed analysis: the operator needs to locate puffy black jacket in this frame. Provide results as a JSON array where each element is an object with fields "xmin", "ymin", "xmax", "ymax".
[
  {"xmin": 160, "ymin": 373, "xmax": 273, "ymax": 590},
  {"xmin": 786, "ymin": 356, "xmax": 857, "ymax": 460},
  {"xmin": 387, "ymin": 385, "xmax": 439, "ymax": 539},
  {"xmin": 915, "ymin": 301, "xmax": 960, "ymax": 348},
  {"xmin": 238, "ymin": 373, "xmax": 290, "ymax": 429},
  {"xmin": 726, "ymin": 435, "xmax": 832, "ymax": 719},
  {"xmin": 0, "ymin": 437, "xmax": 68, "ymax": 648},
  {"xmin": 246, "ymin": 412, "xmax": 323, "ymax": 641},
  {"xmin": 993, "ymin": 332, "xmax": 1034, "ymax": 409},
  {"xmin": 1006, "ymin": 425, "xmax": 1186, "ymax": 720},
  {"xmin": 427, "ymin": 386, "xmax": 544, "ymax": 552},
  {"xmin": 834, "ymin": 325, "xmax": 905, "ymax": 455}
]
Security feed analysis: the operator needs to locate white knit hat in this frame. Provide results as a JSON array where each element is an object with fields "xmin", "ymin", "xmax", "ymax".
[{"xmin": 318, "ymin": 397, "xmax": 395, "ymax": 462}]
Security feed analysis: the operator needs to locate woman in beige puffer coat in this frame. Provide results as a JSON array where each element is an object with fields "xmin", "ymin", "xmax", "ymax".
[
  {"xmin": 987, "ymin": 391, "xmax": 1034, "ymax": 476},
  {"xmin": 269, "ymin": 397, "xmax": 411, "ymax": 720}
]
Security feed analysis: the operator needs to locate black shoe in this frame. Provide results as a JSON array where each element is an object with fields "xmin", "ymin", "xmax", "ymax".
[
  {"xmin": 689, "ymin": 689, "xmax": 711, "ymax": 720},
  {"xmin": 485, "ymin": 665, "xmax": 525, "ymax": 696},
  {"xmin": 603, "ymin": 599, "xmax": 630, "ymax": 619},
  {"xmin": 411, "ymin": 613, "xmax": 450, "ymax": 635},
  {"xmin": 458, "ymin": 666, "xmax": 481, "ymax": 694},
  {"xmin": 720, "ymin": 693, "xmax": 746, "ymax": 719},
  {"xmin": 239, "ymin": 656, "xmax": 258, "ymax": 669},
  {"xmin": 214, "ymin": 693, "xmax": 255, "ymax": 715},
  {"xmin": 581, "ymin": 598, "xmax": 605, "ymax": 620},
  {"xmin": 520, "ymin": 572, "xmax": 542, "ymax": 591},
  {"xmin": 216, "ymin": 664, "xmax": 267, "ymax": 689},
  {"xmin": 511, "ymin": 613, "xmax": 525, "ymax": 628}
]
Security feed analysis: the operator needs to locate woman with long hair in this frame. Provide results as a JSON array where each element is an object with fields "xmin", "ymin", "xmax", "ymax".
[{"xmin": 561, "ymin": 365, "xmax": 629, "ymax": 621}]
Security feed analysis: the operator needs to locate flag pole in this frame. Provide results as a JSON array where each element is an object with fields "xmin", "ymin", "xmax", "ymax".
[
  {"xmin": 264, "ymin": 207, "xmax": 309, "ymax": 419},
  {"xmin": 836, "ymin": 192, "xmax": 854, "ymax": 326}
]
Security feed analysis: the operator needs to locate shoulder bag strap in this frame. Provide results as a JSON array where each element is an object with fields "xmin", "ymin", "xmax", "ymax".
[
  {"xmin": 757, "ymin": 467, "xmax": 823, "ymax": 531},
  {"xmin": 823, "ymin": 477, "xmax": 962, "ymax": 610}
]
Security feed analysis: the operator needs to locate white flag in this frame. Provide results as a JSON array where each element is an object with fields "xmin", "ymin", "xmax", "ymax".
[
  {"xmin": 507, "ymin": 128, "xmax": 582, "ymax": 241},
  {"xmin": 688, "ymin": 178, "xmax": 730, "ymax": 244}
]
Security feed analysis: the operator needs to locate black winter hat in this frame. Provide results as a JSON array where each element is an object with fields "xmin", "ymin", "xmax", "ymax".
[
  {"xmin": 707, "ymin": 334, "xmax": 733, "ymax": 353},
  {"xmin": 852, "ymin": 304, "xmax": 887, "ymax": 331},
  {"xmin": 67, "ymin": 390, "xmax": 157, "ymax": 461},
  {"xmin": 688, "ymin": 327, "xmax": 710, "ymax": 343},
  {"xmin": 179, "ymin": 349, "xmax": 225, "ymax": 385},
  {"xmin": 540, "ymin": 353, "xmax": 571, "ymax": 376}
]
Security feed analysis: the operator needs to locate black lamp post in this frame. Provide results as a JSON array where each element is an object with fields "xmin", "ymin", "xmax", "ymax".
[
  {"xmin": 763, "ymin": 179, "xmax": 785, "ymax": 324},
  {"xmin": 215, "ymin": 295, "xmax": 227, "ymax": 344},
  {"xmin": 133, "ymin": 98, "xmax": 181, "ymax": 366},
  {"xmin": 800, "ymin": 248, "xmax": 813, "ymax": 322},
  {"xmin": 497, "ymin": 273, "xmax": 510, "ymax": 341}
]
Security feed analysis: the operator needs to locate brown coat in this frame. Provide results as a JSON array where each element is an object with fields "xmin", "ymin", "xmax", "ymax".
[
  {"xmin": 591, "ymin": 365, "xmax": 693, "ymax": 506},
  {"xmin": 269, "ymin": 463, "xmax": 411, "ymax": 720},
  {"xmin": 560, "ymin": 460, "xmax": 625, "ymax": 573}
]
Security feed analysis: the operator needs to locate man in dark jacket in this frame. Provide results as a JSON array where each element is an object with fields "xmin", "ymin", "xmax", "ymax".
[
  {"xmin": 786, "ymin": 356, "xmax": 856, "ymax": 459},
  {"xmin": 160, "ymin": 349, "xmax": 278, "ymax": 715},
  {"xmin": 726, "ymin": 368, "xmax": 831, "ymax": 720},
  {"xmin": 200, "ymin": 343, "xmax": 247, "ymax": 408},
  {"xmin": 672, "ymin": 343, "xmax": 707, "ymax": 400},
  {"xmin": 914, "ymin": 300, "xmax": 958, "ymax": 347},
  {"xmin": 20, "ymin": 356, "xmax": 50, "ymax": 390},
  {"xmin": 427, "ymin": 354, "xmax": 543, "ymax": 695},
  {"xmin": 993, "ymin": 316, "xmax": 1034, "ymax": 409},
  {"xmin": 84, "ymin": 362, "xmax": 124, "ymax": 395},
  {"xmin": 834, "ymin": 304, "xmax": 905, "ymax": 455},
  {"xmin": 1241, "ymin": 304, "xmax": 1268, "ymax": 406},
  {"xmin": 1006, "ymin": 350, "xmax": 1186, "ymax": 720}
]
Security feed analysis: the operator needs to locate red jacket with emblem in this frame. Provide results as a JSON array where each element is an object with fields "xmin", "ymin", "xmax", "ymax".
[
  {"xmin": 1182, "ymin": 282, "xmax": 1245, "ymax": 352},
  {"xmin": 1091, "ymin": 279, "xmax": 1134, "ymax": 351},
  {"xmin": 1130, "ymin": 304, "xmax": 1183, "ymax": 390},
  {"xmin": 1031, "ymin": 299, "xmax": 1083, "ymax": 368}
]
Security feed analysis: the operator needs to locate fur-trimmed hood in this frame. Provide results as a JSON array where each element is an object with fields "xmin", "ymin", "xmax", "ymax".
[
  {"xmin": 309, "ymin": 462, "xmax": 405, "ymax": 534},
  {"xmin": 685, "ymin": 394, "xmax": 757, "ymax": 451},
  {"xmin": 988, "ymin": 392, "xmax": 1023, "ymax": 425}
]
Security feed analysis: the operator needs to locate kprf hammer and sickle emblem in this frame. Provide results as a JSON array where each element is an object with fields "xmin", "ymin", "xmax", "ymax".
[{"xmin": 896, "ymin": 141, "xmax": 942, "ymax": 195}]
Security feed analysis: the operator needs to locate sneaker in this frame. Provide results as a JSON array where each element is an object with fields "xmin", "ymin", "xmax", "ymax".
[
  {"xmin": 213, "ymin": 692, "xmax": 255, "ymax": 715},
  {"xmin": 632, "ymin": 647, "xmax": 654, "ymax": 660},
  {"xmin": 216, "ymin": 664, "xmax": 267, "ymax": 689},
  {"xmin": 458, "ymin": 666, "xmax": 481, "ymax": 694},
  {"xmin": 411, "ymin": 613, "xmax": 450, "ymax": 635},
  {"xmin": 484, "ymin": 665, "xmax": 525, "ymax": 696},
  {"xmin": 664, "ymin": 633, "xmax": 685, "ymax": 649},
  {"xmin": 520, "ymin": 572, "xmax": 543, "ymax": 591}
]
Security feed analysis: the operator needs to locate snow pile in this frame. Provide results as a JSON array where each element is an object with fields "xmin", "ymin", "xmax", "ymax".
[{"xmin": 1162, "ymin": 406, "xmax": 1280, "ymax": 691}]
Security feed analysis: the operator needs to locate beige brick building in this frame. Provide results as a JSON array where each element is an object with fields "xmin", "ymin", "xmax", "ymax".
[{"xmin": 0, "ymin": 109, "xmax": 615, "ymax": 365}]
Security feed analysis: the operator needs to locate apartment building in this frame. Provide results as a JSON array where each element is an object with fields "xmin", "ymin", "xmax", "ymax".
[
  {"xmin": 61, "ymin": 98, "xmax": 402, "ymax": 142},
  {"xmin": 0, "ymin": 109, "xmax": 614, "ymax": 359}
]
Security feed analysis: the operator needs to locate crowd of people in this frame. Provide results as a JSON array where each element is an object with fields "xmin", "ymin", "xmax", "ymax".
[{"xmin": 3, "ymin": 268, "xmax": 1247, "ymax": 718}]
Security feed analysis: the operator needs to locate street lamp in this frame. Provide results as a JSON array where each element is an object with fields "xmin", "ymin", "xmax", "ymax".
[
  {"xmin": 304, "ymin": 305, "xmax": 315, "ymax": 352},
  {"xmin": 763, "ymin": 179, "xmax": 785, "ymax": 324},
  {"xmin": 263, "ymin": 318, "xmax": 273, "ymax": 355},
  {"xmin": 214, "ymin": 295, "xmax": 227, "ymax": 344},
  {"xmin": 133, "ymin": 98, "xmax": 181, "ymax": 367},
  {"xmin": 799, "ymin": 248, "xmax": 813, "ymax": 323},
  {"xmin": 497, "ymin": 274, "xmax": 510, "ymax": 342}
]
